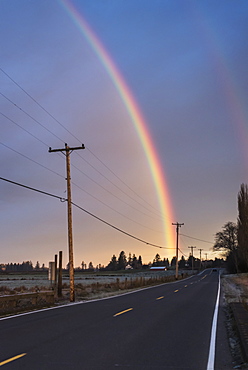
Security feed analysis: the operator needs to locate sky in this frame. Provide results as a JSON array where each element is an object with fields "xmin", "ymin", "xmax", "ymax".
[{"xmin": 1, "ymin": 0, "xmax": 248, "ymax": 268}]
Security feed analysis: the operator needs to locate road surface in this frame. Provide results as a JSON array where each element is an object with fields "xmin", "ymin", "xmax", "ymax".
[{"xmin": 0, "ymin": 270, "xmax": 231, "ymax": 369}]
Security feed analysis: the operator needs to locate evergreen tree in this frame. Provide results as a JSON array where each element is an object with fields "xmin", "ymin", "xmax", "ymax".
[
  {"xmin": 153, "ymin": 253, "xmax": 161, "ymax": 266},
  {"xmin": 171, "ymin": 256, "xmax": 177, "ymax": 266},
  {"xmin": 88, "ymin": 262, "xmax": 94, "ymax": 271},
  {"xmin": 106, "ymin": 255, "xmax": 118, "ymax": 271},
  {"xmin": 118, "ymin": 251, "xmax": 127, "ymax": 270},
  {"xmin": 132, "ymin": 254, "xmax": 137, "ymax": 268},
  {"xmin": 179, "ymin": 256, "xmax": 186, "ymax": 269}
]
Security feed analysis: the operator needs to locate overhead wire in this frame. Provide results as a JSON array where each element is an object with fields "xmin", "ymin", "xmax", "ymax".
[
  {"xmin": 70, "ymin": 160, "xmax": 162, "ymax": 221},
  {"xmin": 180, "ymin": 233, "xmax": 213, "ymax": 244},
  {"xmin": 0, "ymin": 142, "xmax": 65, "ymax": 179},
  {"xmin": 0, "ymin": 67, "xmax": 164, "ymax": 219},
  {"xmin": 71, "ymin": 181, "xmax": 163, "ymax": 233},
  {"xmin": 1, "ymin": 91, "xmax": 162, "ymax": 223},
  {"xmin": 0, "ymin": 111, "xmax": 48, "ymax": 148},
  {"xmin": 0, "ymin": 92, "xmax": 64, "ymax": 143},
  {"xmin": 0, "ymin": 176, "xmax": 174, "ymax": 250},
  {"xmin": 1, "ymin": 87, "xmax": 214, "ymax": 251},
  {"xmin": 0, "ymin": 139, "xmax": 161, "ymax": 232},
  {"xmin": 86, "ymin": 147, "xmax": 164, "ymax": 216},
  {"xmin": 75, "ymin": 150, "xmax": 163, "ymax": 220},
  {"xmin": 0, "ymin": 103, "xmax": 166, "ymax": 239},
  {"xmin": 0, "ymin": 67, "xmax": 79, "ymax": 142}
]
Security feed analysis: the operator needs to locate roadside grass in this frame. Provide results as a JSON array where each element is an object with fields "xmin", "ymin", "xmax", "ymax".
[
  {"xmin": 222, "ymin": 273, "xmax": 248, "ymax": 308},
  {"xmin": 0, "ymin": 270, "xmax": 191, "ymax": 301}
]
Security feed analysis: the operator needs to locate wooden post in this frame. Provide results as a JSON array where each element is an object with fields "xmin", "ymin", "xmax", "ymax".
[
  {"xmin": 58, "ymin": 251, "xmax": 63, "ymax": 297},
  {"xmin": 54, "ymin": 254, "xmax": 58, "ymax": 295}
]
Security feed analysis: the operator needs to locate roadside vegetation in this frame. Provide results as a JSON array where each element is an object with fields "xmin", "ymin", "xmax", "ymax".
[{"xmin": 213, "ymin": 184, "xmax": 248, "ymax": 274}]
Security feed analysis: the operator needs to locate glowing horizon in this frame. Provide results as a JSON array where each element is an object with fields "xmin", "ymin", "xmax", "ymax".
[{"xmin": 60, "ymin": 0, "xmax": 175, "ymax": 249}]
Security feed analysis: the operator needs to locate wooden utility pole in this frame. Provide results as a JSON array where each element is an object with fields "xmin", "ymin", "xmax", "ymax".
[
  {"xmin": 49, "ymin": 143, "xmax": 85, "ymax": 302},
  {"xmin": 172, "ymin": 222, "xmax": 184, "ymax": 279},
  {"xmin": 188, "ymin": 246, "xmax": 196, "ymax": 272},
  {"xmin": 198, "ymin": 248, "xmax": 203, "ymax": 270}
]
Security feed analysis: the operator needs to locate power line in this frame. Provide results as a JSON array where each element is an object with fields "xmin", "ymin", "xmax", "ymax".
[
  {"xmin": 1, "ymin": 92, "xmax": 162, "ymax": 221},
  {"xmin": 0, "ymin": 176, "xmax": 66, "ymax": 202},
  {"xmin": 0, "ymin": 67, "xmax": 165, "ymax": 219},
  {"xmin": 0, "ymin": 68, "xmax": 80, "ymax": 143},
  {"xmin": 0, "ymin": 92, "xmax": 64, "ymax": 143},
  {"xmin": 76, "ymin": 150, "xmax": 163, "ymax": 220},
  {"xmin": 1, "ymin": 97, "xmax": 162, "ymax": 222},
  {"xmin": 180, "ymin": 233, "xmax": 213, "ymax": 244},
  {"xmin": 71, "ymin": 161, "xmax": 162, "ymax": 222},
  {"xmin": 0, "ymin": 111, "xmax": 48, "ymax": 147},
  {"xmin": 0, "ymin": 140, "xmax": 162, "ymax": 232},
  {"xmin": 1, "ymin": 95, "xmax": 164, "ymax": 225},
  {"xmin": 0, "ymin": 142, "xmax": 65, "ymax": 179},
  {"xmin": 70, "ymin": 181, "xmax": 163, "ymax": 234},
  {"xmin": 0, "ymin": 176, "xmax": 174, "ymax": 250},
  {"xmin": 86, "ymin": 148, "xmax": 163, "ymax": 216},
  {"xmin": 71, "ymin": 201, "xmax": 173, "ymax": 250},
  {"xmin": 178, "ymin": 248, "xmax": 188, "ymax": 258}
]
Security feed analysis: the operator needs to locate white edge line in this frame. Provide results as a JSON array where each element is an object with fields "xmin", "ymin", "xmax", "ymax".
[
  {"xmin": 0, "ymin": 273, "xmax": 196, "ymax": 322},
  {"xmin": 206, "ymin": 273, "xmax": 220, "ymax": 370}
]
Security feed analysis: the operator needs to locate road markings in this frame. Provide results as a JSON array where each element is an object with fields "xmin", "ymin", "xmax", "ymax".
[
  {"xmin": 207, "ymin": 274, "xmax": 220, "ymax": 370},
  {"xmin": 0, "ymin": 353, "xmax": 26, "ymax": 366},
  {"xmin": 156, "ymin": 296, "xmax": 164, "ymax": 300},
  {"xmin": 113, "ymin": 308, "xmax": 133, "ymax": 317}
]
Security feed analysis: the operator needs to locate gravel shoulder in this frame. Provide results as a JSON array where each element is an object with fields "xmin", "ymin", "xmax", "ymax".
[{"xmin": 221, "ymin": 273, "xmax": 248, "ymax": 369}]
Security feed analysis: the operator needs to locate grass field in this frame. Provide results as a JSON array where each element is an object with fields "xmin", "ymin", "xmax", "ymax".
[{"xmin": 0, "ymin": 269, "xmax": 190, "ymax": 298}]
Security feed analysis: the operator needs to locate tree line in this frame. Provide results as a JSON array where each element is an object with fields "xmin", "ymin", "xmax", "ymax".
[
  {"xmin": 1, "ymin": 261, "xmax": 45, "ymax": 272},
  {"xmin": 213, "ymin": 183, "xmax": 248, "ymax": 273}
]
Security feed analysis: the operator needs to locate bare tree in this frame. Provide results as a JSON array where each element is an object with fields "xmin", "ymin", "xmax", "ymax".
[{"xmin": 213, "ymin": 221, "xmax": 238, "ymax": 272}]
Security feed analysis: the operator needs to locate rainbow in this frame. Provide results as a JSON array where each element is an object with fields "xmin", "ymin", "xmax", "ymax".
[{"xmin": 59, "ymin": 0, "xmax": 175, "ymax": 248}]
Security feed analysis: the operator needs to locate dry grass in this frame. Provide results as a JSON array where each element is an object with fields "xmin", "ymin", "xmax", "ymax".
[
  {"xmin": 0, "ymin": 271, "xmax": 191, "ymax": 302},
  {"xmin": 222, "ymin": 273, "xmax": 248, "ymax": 309},
  {"xmin": 65, "ymin": 273, "xmax": 189, "ymax": 301}
]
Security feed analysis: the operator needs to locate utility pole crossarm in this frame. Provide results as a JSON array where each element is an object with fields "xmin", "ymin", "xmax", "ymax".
[{"xmin": 49, "ymin": 143, "xmax": 85, "ymax": 153}]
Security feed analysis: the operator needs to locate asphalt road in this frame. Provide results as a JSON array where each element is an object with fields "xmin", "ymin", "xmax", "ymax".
[{"xmin": 0, "ymin": 270, "xmax": 231, "ymax": 369}]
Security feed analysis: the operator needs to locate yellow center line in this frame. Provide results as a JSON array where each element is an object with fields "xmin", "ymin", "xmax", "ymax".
[
  {"xmin": 174, "ymin": 289, "xmax": 179, "ymax": 293},
  {"xmin": 0, "ymin": 353, "xmax": 26, "ymax": 366},
  {"xmin": 156, "ymin": 296, "xmax": 164, "ymax": 300},
  {"xmin": 113, "ymin": 308, "xmax": 133, "ymax": 317}
]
